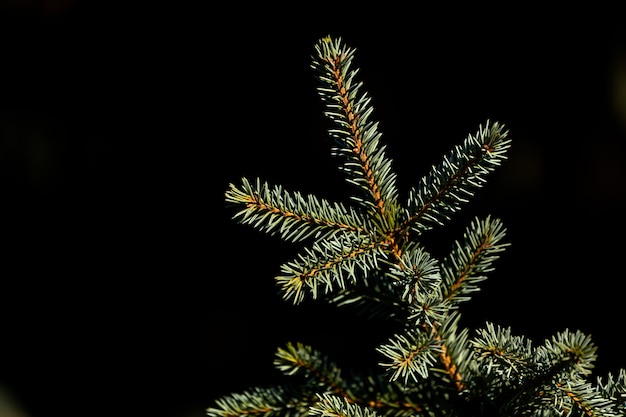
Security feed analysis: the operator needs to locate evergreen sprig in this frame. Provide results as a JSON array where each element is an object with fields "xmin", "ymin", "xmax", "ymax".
[
  {"xmin": 207, "ymin": 385, "xmax": 315, "ymax": 417},
  {"xmin": 213, "ymin": 35, "xmax": 625, "ymax": 417},
  {"xmin": 274, "ymin": 342, "xmax": 344, "ymax": 391},
  {"xmin": 310, "ymin": 393, "xmax": 380, "ymax": 417}
]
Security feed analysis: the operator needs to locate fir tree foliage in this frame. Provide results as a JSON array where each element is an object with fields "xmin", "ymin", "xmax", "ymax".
[{"xmin": 210, "ymin": 36, "xmax": 626, "ymax": 417}]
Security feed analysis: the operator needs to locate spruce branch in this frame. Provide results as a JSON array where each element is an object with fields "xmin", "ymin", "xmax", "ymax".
[
  {"xmin": 377, "ymin": 329, "xmax": 443, "ymax": 384},
  {"xmin": 435, "ymin": 312, "xmax": 472, "ymax": 390},
  {"xmin": 470, "ymin": 322, "xmax": 534, "ymax": 384},
  {"xmin": 340, "ymin": 373, "xmax": 432, "ymax": 417},
  {"xmin": 275, "ymin": 232, "xmax": 386, "ymax": 304},
  {"xmin": 402, "ymin": 121, "xmax": 511, "ymax": 235},
  {"xmin": 225, "ymin": 177, "xmax": 369, "ymax": 243},
  {"xmin": 596, "ymin": 369, "xmax": 626, "ymax": 415},
  {"xmin": 310, "ymin": 393, "xmax": 380, "ymax": 417},
  {"xmin": 311, "ymin": 36, "xmax": 399, "ymax": 228},
  {"xmin": 439, "ymin": 215, "xmax": 510, "ymax": 308},
  {"xmin": 212, "ymin": 35, "xmax": 625, "ymax": 417},
  {"xmin": 554, "ymin": 380, "xmax": 620, "ymax": 417},
  {"xmin": 274, "ymin": 342, "xmax": 345, "ymax": 395},
  {"xmin": 387, "ymin": 242, "xmax": 442, "ymax": 305},
  {"xmin": 207, "ymin": 385, "xmax": 315, "ymax": 417},
  {"xmin": 542, "ymin": 329, "xmax": 598, "ymax": 380}
]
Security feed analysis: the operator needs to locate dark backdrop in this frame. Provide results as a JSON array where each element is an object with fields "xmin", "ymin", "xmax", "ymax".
[{"xmin": 1, "ymin": 3, "xmax": 625, "ymax": 417}]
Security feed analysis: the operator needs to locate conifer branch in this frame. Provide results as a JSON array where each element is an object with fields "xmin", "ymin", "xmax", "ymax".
[
  {"xmin": 470, "ymin": 322, "xmax": 534, "ymax": 384},
  {"xmin": 275, "ymin": 232, "xmax": 386, "ymax": 304},
  {"xmin": 312, "ymin": 36, "xmax": 399, "ymax": 228},
  {"xmin": 375, "ymin": 215, "xmax": 510, "ymax": 390},
  {"xmin": 274, "ymin": 342, "xmax": 346, "ymax": 397},
  {"xmin": 439, "ymin": 215, "xmax": 510, "ymax": 307},
  {"xmin": 555, "ymin": 381, "xmax": 619, "ymax": 417},
  {"xmin": 207, "ymin": 385, "xmax": 315, "ymax": 417},
  {"xmin": 387, "ymin": 242, "xmax": 442, "ymax": 305},
  {"xmin": 436, "ymin": 313, "xmax": 472, "ymax": 391},
  {"xmin": 542, "ymin": 329, "xmax": 598, "ymax": 379},
  {"xmin": 402, "ymin": 121, "xmax": 511, "ymax": 235},
  {"xmin": 342, "ymin": 374, "xmax": 430, "ymax": 417},
  {"xmin": 376, "ymin": 329, "xmax": 442, "ymax": 384},
  {"xmin": 596, "ymin": 369, "xmax": 626, "ymax": 415},
  {"xmin": 211, "ymin": 35, "xmax": 625, "ymax": 417},
  {"xmin": 226, "ymin": 177, "xmax": 370, "ymax": 243},
  {"xmin": 310, "ymin": 393, "xmax": 380, "ymax": 417}
]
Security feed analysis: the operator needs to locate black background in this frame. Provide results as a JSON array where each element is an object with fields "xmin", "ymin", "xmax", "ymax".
[{"xmin": 1, "ymin": 2, "xmax": 625, "ymax": 417}]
